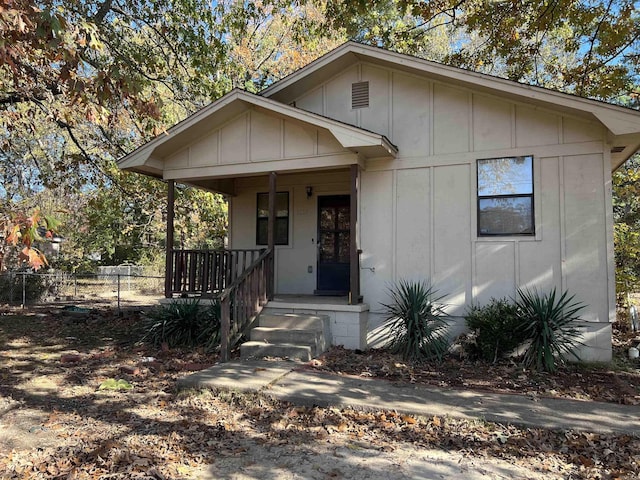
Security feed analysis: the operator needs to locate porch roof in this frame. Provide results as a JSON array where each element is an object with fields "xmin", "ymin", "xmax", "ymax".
[{"xmin": 117, "ymin": 89, "xmax": 397, "ymax": 182}]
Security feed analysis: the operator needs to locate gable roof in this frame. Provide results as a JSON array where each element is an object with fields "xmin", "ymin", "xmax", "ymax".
[
  {"xmin": 261, "ymin": 41, "xmax": 640, "ymax": 169},
  {"xmin": 117, "ymin": 88, "xmax": 397, "ymax": 177}
]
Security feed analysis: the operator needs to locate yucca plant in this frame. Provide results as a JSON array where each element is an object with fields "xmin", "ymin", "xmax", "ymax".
[
  {"xmin": 142, "ymin": 299, "xmax": 221, "ymax": 351},
  {"xmin": 381, "ymin": 279, "xmax": 450, "ymax": 361},
  {"xmin": 516, "ymin": 288, "xmax": 585, "ymax": 372}
]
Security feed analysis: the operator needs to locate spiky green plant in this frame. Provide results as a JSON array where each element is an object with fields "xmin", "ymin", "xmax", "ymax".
[
  {"xmin": 516, "ymin": 288, "xmax": 585, "ymax": 372},
  {"xmin": 142, "ymin": 299, "xmax": 221, "ymax": 351},
  {"xmin": 381, "ymin": 279, "xmax": 450, "ymax": 361},
  {"xmin": 465, "ymin": 298, "xmax": 527, "ymax": 362}
]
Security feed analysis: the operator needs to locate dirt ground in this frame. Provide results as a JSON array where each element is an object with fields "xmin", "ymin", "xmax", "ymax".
[
  {"xmin": 1, "ymin": 305, "xmax": 639, "ymax": 479},
  {"xmin": 312, "ymin": 323, "xmax": 640, "ymax": 405}
]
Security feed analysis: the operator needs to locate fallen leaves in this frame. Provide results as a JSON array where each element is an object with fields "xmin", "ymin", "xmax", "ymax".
[
  {"xmin": 311, "ymin": 344, "xmax": 640, "ymax": 405},
  {"xmin": 1, "ymin": 309, "xmax": 639, "ymax": 479}
]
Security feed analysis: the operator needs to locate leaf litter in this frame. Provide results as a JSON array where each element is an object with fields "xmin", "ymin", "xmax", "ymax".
[{"xmin": 0, "ymin": 306, "xmax": 638, "ymax": 479}]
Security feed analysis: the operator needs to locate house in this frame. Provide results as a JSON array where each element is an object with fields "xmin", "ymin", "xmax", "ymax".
[{"xmin": 118, "ymin": 42, "xmax": 640, "ymax": 362}]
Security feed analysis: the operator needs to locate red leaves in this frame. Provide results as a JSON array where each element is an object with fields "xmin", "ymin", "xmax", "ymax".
[
  {"xmin": 19, "ymin": 246, "xmax": 48, "ymax": 270},
  {"xmin": 1, "ymin": 208, "xmax": 58, "ymax": 270}
]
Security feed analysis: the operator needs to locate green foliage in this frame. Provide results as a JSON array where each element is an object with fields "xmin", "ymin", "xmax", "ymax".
[
  {"xmin": 517, "ymin": 288, "xmax": 585, "ymax": 372},
  {"xmin": 613, "ymin": 154, "xmax": 640, "ymax": 306},
  {"xmin": 464, "ymin": 298, "xmax": 527, "ymax": 362},
  {"xmin": 142, "ymin": 299, "xmax": 221, "ymax": 351},
  {"xmin": 381, "ymin": 279, "xmax": 450, "ymax": 361},
  {"xmin": 325, "ymin": 0, "xmax": 640, "ymax": 100},
  {"xmin": 0, "ymin": 273, "xmax": 50, "ymax": 304},
  {"xmin": 98, "ymin": 379, "xmax": 133, "ymax": 391}
]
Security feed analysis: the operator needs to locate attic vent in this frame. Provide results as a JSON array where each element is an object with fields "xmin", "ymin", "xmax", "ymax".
[
  {"xmin": 351, "ymin": 81, "xmax": 369, "ymax": 109},
  {"xmin": 611, "ymin": 146, "xmax": 626, "ymax": 153}
]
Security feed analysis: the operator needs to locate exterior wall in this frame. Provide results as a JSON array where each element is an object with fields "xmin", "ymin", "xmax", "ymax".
[
  {"xmin": 293, "ymin": 61, "xmax": 613, "ymax": 360},
  {"xmin": 162, "ymin": 109, "xmax": 352, "ymax": 177},
  {"xmin": 229, "ymin": 170, "xmax": 350, "ymax": 295}
]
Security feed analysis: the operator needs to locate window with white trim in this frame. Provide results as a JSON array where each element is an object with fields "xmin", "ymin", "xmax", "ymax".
[{"xmin": 477, "ymin": 156, "xmax": 534, "ymax": 236}]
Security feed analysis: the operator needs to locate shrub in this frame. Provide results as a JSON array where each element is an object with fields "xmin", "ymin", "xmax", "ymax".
[
  {"xmin": 516, "ymin": 288, "xmax": 585, "ymax": 372},
  {"xmin": 142, "ymin": 299, "xmax": 221, "ymax": 351},
  {"xmin": 380, "ymin": 279, "xmax": 450, "ymax": 361},
  {"xmin": 0, "ymin": 272, "xmax": 50, "ymax": 304},
  {"xmin": 464, "ymin": 298, "xmax": 527, "ymax": 362}
]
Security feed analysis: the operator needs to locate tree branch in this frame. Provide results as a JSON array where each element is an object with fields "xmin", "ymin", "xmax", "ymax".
[{"xmin": 579, "ymin": 0, "xmax": 615, "ymax": 95}]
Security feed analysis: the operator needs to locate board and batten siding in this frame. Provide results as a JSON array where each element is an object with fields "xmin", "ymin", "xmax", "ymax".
[
  {"xmin": 162, "ymin": 109, "xmax": 354, "ymax": 178},
  {"xmin": 294, "ymin": 62, "xmax": 613, "ymax": 329}
]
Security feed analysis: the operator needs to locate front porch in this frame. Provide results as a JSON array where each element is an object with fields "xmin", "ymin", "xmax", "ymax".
[
  {"xmin": 162, "ymin": 165, "xmax": 370, "ymax": 361},
  {"xmin": 118, "ymin": 89, "xmax": 397, "ymax": 360}
]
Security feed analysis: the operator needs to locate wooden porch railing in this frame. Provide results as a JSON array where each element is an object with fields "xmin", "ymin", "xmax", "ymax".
[
  {"xmin": 219, "ymin": 248, "xmax": 273, "ymax": 362},
  {"xmin": 168, "ymin": 249, "xmax": 263, "ymax": 297}
]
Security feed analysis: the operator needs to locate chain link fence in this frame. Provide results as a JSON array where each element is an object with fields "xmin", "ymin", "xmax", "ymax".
[{"xmin": 0, "ymin": 271, "xmax": 164, "ymax": 310}]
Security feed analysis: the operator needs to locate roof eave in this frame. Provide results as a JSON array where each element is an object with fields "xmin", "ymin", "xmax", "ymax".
[
  {"xmin": 116, "ymin": 88, "xmax": 397, "ymax": 176},
  {"xmin": 261, "ymin": 42, "xmax": 640, "ymax": 141}
]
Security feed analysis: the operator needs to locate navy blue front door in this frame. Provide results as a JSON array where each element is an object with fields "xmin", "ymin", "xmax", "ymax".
[{"xmin": 316, "ymin": 195, "xmax": 350, "ymax": 294}]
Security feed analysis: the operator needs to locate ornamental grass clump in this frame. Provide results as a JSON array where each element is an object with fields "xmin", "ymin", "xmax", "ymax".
[
  {"xmin": 142, "ymin": 299, "xmax": 221, "ymax": 351},
  {"xmin": 381, "ymin": 279, "xmax": 450, "ymax": 361},
  {"xmin": 516, "ymin": 287, "xmax": 585, "ymax": 372}
]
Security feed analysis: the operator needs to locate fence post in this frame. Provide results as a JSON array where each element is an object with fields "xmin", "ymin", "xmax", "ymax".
[
  {"xmin": 117, "ymin": 274, "xmax": 121, "ymax": 314},
  {"xmin": 8, "ymin": 271, "xmax": 14, "ymax": 305},
  {"xmin": 21, "ymin": 272, "xmax": 26, "ymax": 309}
]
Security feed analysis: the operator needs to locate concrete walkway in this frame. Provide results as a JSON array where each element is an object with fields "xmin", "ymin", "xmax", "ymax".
[{"xmin": 178, "ymin": 360, "xmax": 640, "ymax": 437}]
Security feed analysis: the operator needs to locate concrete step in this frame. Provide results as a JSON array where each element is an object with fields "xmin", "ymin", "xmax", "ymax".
[
  {"xmin": 250, "ymin": 327, "xmax": 323, "ymax": 348},
  {"xmin": 258, "ymin": 313, "xmax": 328, "ymax": 331},
  {"xmin": 240, "ymin": 342, "xmax": 314, "ymax": 361}
]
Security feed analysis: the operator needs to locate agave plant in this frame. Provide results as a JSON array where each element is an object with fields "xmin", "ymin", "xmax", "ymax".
[
  {"xmin": 381, "ymin": 279, "xmax": 450, "ymax": 361},
  {"xmin": 142, "ymin": 299, "xmax": 221, "ymax": 351},
  {"xmin": 516, "ymin": 288, "xmax": 585, "ymax": 372}
]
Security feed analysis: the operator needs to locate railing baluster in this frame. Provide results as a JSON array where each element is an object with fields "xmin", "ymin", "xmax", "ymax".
[
  {"xmin": 202, "ymin": 251, "xmax": 210, "ymax": 293},
  {"xmin": 221, "ymin": 296, "xmax": 230, "ymax": 362}
]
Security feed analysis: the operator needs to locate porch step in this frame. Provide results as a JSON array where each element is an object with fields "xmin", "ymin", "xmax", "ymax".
[
  {"xmin": 258, "ymin": 313, "xmax": 326, "ymax": 330},
  {"xmin": 240, "ymin": 342, "xmax": 314, "ymax": 362},
  {"xmin": 250, "ymin": 327, "xmax": 324, "ymax": 347},
  {"xmin": 239, "ymin": 313, "xmax": 331, "ymax": 361}
]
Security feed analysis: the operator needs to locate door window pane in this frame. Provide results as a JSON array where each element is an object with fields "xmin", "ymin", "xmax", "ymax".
[
  {"xmin": 320, "ymin": 232, "xmax": 335, "ymax": 262},
  {"xmin": 337, "ymin": 207, "xmax": 350, "ymax": 230},
  {"xmin": 320, "ymin": 208, "xmax": 335, "ymax": 230},
  {"xmin": 337, "ymin": 232, "xmax": 350, "ymax": 263}
]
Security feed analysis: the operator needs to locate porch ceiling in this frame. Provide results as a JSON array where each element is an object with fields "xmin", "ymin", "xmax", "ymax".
[{"xmin": 117, "ymin": 89, "xmax": 397, "ymax": 181}]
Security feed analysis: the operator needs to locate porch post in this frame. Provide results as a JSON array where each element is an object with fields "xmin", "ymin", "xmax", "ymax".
[
  {"xmin": 267, "ymin": 171, "xmax": 277, "ymax": 300},
  {"xmin": 164, "ymin": 179, "xmax": 175, "ymax": 298},
  {"xmin": 350, "ymin": 164, "xmax": 361, "ymax": 304}
]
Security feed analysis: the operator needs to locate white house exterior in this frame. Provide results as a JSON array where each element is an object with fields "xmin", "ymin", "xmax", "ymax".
[{"xmin": 118, "ymin": 42, "xmax": 640, "ymax": 362}]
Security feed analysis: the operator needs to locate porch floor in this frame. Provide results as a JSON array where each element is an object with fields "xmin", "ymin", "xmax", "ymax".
[
  {"xmin": 272, "ymin": 294, "xmax": 348, "ymax": 305},
  {"xmin": 269, "ymin": 294, "xmax": 369, "ymax": 312}
]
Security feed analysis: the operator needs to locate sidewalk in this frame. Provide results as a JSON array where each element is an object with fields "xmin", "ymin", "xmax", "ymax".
[{"xmin": 178, "ymin": 360, "xmax": 640, "ymax": 436}]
